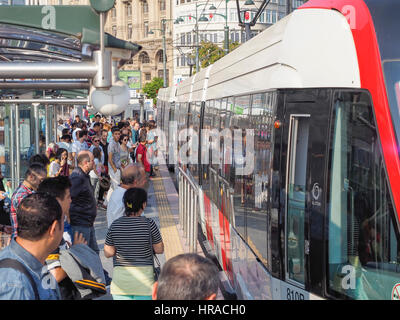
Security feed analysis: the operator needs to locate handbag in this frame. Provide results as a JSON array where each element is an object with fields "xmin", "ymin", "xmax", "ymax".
[
  {"xmin": 146, "ymin": 218, "xmax": 161, "ymax": 281},
  {"xmin": 99, "ymin": 175, "xmax": 111, "ymax": 190}
]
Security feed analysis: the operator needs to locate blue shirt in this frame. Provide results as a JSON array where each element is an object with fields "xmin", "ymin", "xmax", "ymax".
[{"xmin": 0, "ymin": 239, "xmax": 61, "ymax": 300}]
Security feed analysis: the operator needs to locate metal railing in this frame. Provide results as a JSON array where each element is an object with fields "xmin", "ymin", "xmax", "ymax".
[{"xmin": 178, "ymin": 167, "xmax": 199, "ymax": 253}]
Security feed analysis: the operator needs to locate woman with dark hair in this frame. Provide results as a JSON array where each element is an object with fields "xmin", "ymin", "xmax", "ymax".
[
  {"xmin": 49, "ymin": 148, "xmax": 69, "ymax": 177},
  {"xmin": 104, "ymin": 187, "xmax": 164, "ymax": 300},
  {"xmin": 119, "ymin": 133, "xmax": 132, "ymax": 169}
]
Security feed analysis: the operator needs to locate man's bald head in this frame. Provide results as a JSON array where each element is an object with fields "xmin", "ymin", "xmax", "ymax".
[
  {"xmin": 121, "ymin": 163, "xmax": 142, "ymax": 188},
  {"xmin": 77, "ymin": 150, "xmax": 91, "ymax": 165},
  {"xmin": 153, "ymin": 253, "xmax": 219, "ymax": 300},
  {"xmin": 77, "ymin": 150, "xmax": 94, "ymax": 173}
]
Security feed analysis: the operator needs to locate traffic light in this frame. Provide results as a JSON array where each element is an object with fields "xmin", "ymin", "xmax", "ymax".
[{"xmin": 244, "ymin": 11, "xmax": 250, "ymax": 20}]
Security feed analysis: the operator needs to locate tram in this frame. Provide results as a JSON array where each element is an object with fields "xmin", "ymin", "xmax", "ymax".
[{"xmin": 157, "ymin": 0, "xmax": 400, "ymax": 299}]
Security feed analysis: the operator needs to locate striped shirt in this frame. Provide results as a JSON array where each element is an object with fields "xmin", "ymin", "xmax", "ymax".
[
  {"xmin": 10, "ymin": 183, "xmax": 34, "ymax": 239},
  {"xmin": 105, "ymin": 216, "xmax": 162, "ymax": 267}
]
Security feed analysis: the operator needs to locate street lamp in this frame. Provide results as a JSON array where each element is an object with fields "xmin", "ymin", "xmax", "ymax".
[{"xmin": 149, "ymin": 18, "xmax": 175, "ymax": 88}]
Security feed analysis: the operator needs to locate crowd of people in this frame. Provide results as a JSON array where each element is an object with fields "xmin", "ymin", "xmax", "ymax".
[{"xmin": 0, "ymin": 112, "xmax": 219, "ymax": 301}]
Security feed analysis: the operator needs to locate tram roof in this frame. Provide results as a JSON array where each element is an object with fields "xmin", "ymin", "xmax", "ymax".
[{"xmin": 173, "ymin": 5, "xmax": 361, "ymax": 102}]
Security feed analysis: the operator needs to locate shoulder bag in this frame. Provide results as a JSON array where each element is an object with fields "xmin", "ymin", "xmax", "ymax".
[{"xmin": 146, "ymin": 218, "xmax": 161, "ymax": 281}]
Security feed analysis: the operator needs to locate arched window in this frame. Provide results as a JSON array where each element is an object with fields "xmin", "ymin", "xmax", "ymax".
[
  {"xmin": 156, "ymin": 50, "xmax": 165, "ymax": 63},
  {"xmin": 139, "ymin": 52, "xmax": 150, "ymax": 64}
]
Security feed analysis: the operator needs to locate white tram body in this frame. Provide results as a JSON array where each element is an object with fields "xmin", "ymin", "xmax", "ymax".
[{"xmin": 157, "ymin": 0, "xmax": 400, "ymax": 300}]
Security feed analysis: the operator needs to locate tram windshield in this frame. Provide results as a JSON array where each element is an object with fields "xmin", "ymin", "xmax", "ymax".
[
  {"xmin": 328, "ymin": 91, "xmax": 400, "ymax": 300},
  {"xmin": 383, "ymin": 61, "xmax": 400, "ymax": 153}
]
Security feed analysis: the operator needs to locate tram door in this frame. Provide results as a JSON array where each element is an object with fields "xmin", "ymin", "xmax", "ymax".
[{"xmin": 280, "ymin": 89, "xmax": 331, "ymax": 294}]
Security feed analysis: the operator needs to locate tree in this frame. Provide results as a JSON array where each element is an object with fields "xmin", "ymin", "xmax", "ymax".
[
  {"xmin": 193, "ymin": 41, "xmax": 241, "ymax": 73},
  {"xmin": 142, "ymin": 77, "xmax": 164, "ymax": 105}
]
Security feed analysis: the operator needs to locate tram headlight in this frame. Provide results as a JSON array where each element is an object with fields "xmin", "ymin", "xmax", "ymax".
[{"xmin": 90, "ymin": 80, "xmax": 130, "ymax": 116}]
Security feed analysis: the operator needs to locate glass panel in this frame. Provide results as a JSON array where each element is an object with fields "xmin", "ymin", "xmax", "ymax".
[
  {"xmin": 286, "ymin": 116, "xmax": 309, "ymax": 285},
  {"xmin": 246, "ymin": 92, "xmax": 276, "ymax": 267},
  {"xmin": 0, "ymin": 106, "xmax": 11, "ymax": 188},
  {"xmin": 231, "ymin": 95, "xmax": 251, "ymax": 239},
  {"xmin": 382, "ymin": 61, "xmax": 400, "ymax": 155},
  {"xmin": 19, "ymin": 106, "xmax": 35, "ymax": 181},
  {"xmin": 328, "ymin": 91, "xmax": 400, "ymax": 300}
]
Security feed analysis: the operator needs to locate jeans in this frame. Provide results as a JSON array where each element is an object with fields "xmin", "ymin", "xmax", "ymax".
[{"xmin": 70, "ymin": 225, "xmax": 99, "ymax": 254}]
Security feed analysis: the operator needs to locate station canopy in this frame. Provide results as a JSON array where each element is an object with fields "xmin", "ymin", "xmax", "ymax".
[{"xmin": 0, "ymin": 5, "xmax": 142, "ymax": 98}]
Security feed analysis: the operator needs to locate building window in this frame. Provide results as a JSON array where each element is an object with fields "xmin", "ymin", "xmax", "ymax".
[
  {"xmin": 127, "ymin": 24, "xmax": 132, "ymax": 39},
  {"xmin": 181, "ymin": 33, "xmax": 186, "ymax": 45},
  {"xmin": 127, "ymin": 3, "xmax": 132, "ymax": 18},
  {"xmin": 259, "ymin": 11, "xmax": 265, "ymax": 23},
  {"xmin": 142, "ymin": 0, "xmax": 149, "ymax": 13},
  {"xmin": 140, "ymin": 52, "xmax": 150, "ymax": 64},
  {"xmin": 159, "ymin": 0, "xmax": 166, "ymax": 11},
  {"xmin": 111, "ymin": 7, "xmax": 116, "ymax": 19},
  {"xmin": 181, "ymin": 55, "xmax": 186, "ymax": 66},
  {"xmin": 271, "ymin": 10, "xmax": 277, "ymax": 23},
  {"xmin": 156, "ymin": 50, "xmax": 164, "ymax": 63},
  {"xmin": 229, "ymin": 9, "xmax": 238, "ymax": 22},
  {"xmin": 158, "ymin": 69, "xmax": 169, "ymax": 84},
  {"xmin": 112, "ymin": 25, "xmax": 117, "ymax": 37},
  {"xmin": 144, "ymin": 21, "xmax": 149, "ymax": 37},
  {"xmin": 145, "ymin": 73, "xmax": 151, "ymax": 81},
  {"xmin": 187, "ymin": 33, "xmax": 192, "ymax": 45},
  {"xmin": 214, "ymin": 33, "xmax": 218, "ymax": 43},
  {"xmin": 292, "ymin": 0, "xmax": 304, "ymax": 8},
  {"xmin": 266, "ymin": 10, "xmax": 272, "ymax": 23}
]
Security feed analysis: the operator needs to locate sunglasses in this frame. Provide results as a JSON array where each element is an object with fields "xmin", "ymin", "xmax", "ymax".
[
  {"xmin": 94, "ymin": 140, "xmax": 100, "ymax": 142},
  {"xmin": 123, "ymin": 139, "xmax": 128, "ymax": 141}
]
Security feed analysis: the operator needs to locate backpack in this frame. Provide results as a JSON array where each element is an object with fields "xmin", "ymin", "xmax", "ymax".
[
  {"xmin": 59, "ymin": 244, "xmax": 107, "ymax": 300},
  {"xmin": 0, "ymin": 258, "xmax": 40, "ymax": 300}
]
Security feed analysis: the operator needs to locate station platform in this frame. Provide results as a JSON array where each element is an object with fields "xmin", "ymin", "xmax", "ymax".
[{"xmin": 94, "ymin": 163, "xmax": 224, "ymax": 300}]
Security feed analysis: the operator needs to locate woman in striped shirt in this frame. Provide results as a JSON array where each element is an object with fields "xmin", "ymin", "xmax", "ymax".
[{"xmin": 104, "ymin": 187, "xmax": 164, "ymax": 300}]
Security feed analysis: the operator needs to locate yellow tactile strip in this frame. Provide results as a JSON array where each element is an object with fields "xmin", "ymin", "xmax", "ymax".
[{"xmin": 152, "ymin": 173, "xmax": 185, "ymax": 260}]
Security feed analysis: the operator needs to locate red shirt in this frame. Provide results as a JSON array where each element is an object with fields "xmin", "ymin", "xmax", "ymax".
[{"xmin": 136, "ymin": 143, "xmax": 150, "ymax": 172}]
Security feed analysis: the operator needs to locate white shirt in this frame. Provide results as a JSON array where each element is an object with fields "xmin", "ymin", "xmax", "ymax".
[
  {"xmin": 89, "ymin": 158, "xmax": 101, "ymax": 179},
  {"xmin": 57, "ymin": 141, "xmax": 72, "ymax": 153},
  {"xmin": 72, "ymin": 128, "xmax": 82, "ymax": 142},
  {"xmin": 106, "ymin": 186, "xmax": 126, "ymax": 228}
]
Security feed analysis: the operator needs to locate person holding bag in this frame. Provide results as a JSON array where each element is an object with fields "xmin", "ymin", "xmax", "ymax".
[{"xmin": 104, "ymin": 187, "xmax": 164, "ymax": 300}]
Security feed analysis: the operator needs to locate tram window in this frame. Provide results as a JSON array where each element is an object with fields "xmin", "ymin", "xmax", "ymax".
[
  {"xmin": 221, "ymin": 97, "xmax": 234, "ymax": 181},
  {"xmin": 245, "ymin": 92, "xmax": 276, "ymax": 267},
  {"xmin": 210, "ymin": 100, "xmax": 222, "ymax": 171},
  {"xmin": 202, "ymin": 100, "xmax": 213, "ymax": 197},
  {"xmin": 188, "ymin": 101, "xmax": 200, "ymax": 183},
  {"xmin": 327, "ymin": 91, "xmax": 400, "ymax": 300},
  {"xmin": 231, "ymin": 95, "xmax": 251, "ymax": 239}
]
